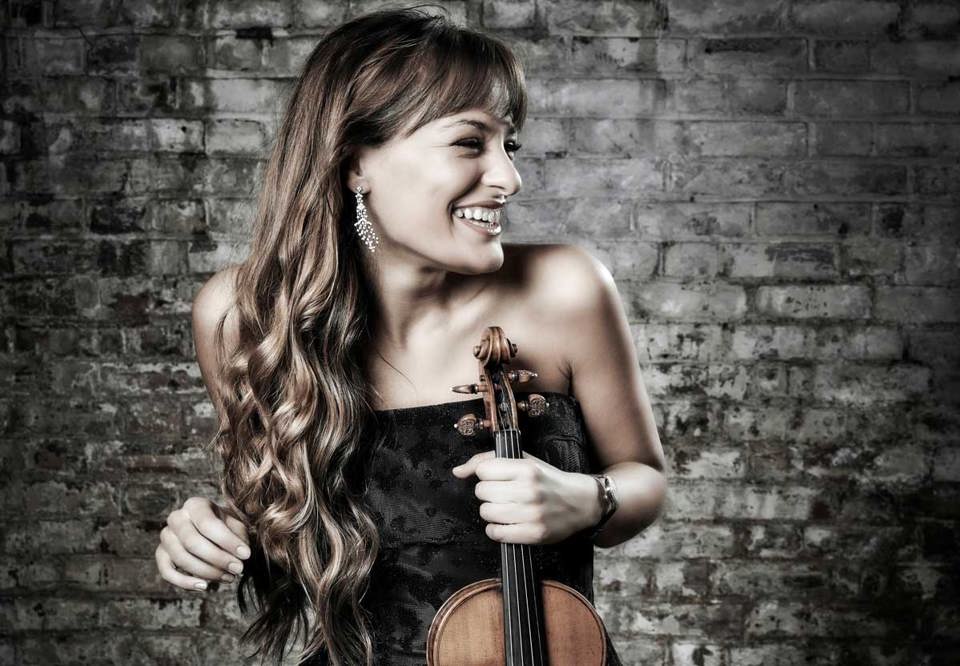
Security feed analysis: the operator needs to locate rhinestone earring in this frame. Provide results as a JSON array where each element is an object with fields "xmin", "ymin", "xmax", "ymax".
[{"xmin": 354, "ymin": 186, "xmax": 380, "ymax": 253}]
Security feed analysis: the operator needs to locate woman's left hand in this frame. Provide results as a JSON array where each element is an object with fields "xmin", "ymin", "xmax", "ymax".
[{"xmin": 452, "ymin": 450, "xmax": 600, "ymax": 545}]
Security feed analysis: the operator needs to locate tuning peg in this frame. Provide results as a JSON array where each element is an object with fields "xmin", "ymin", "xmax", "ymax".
[
  {"xmin": 453, "ymin": 413, "xmax": 489, "ymax": 437},
  {"xmin": 507, "ymin": 369, "xmax": 538, "ymax": 384},
  {"xmin": 517, "ymin": 393, "xmax": 548, "ymax": 417},
  {"xmin": 451, "ymin": 382, "xmax": 481, "ymax": 394}
]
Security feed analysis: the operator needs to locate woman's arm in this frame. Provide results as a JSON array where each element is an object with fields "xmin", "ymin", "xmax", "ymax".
[{"xmin": 535, "ymin": 244, "xmax": 668, "ymax": 548}]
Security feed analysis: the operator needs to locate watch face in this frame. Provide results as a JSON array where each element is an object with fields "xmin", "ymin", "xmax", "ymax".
[{"xmin": 602, "ymin": 475, "xmax": 619, "ymax": 512}]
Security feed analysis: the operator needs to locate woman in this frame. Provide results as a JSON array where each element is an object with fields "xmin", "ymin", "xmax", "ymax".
[{"xmin": 154, "ymin": 6, "xmax": 666, "ymax": 666}]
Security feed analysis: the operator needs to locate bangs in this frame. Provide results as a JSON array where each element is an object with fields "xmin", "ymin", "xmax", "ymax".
[{"xmin": 398, "ymin": 26, "xmax": 527, "ymax": 138}]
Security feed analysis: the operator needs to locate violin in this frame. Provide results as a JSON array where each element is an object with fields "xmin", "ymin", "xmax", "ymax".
[{"xmin": 425, "ymin": 326, "xmax": 608, "ymax": 665}]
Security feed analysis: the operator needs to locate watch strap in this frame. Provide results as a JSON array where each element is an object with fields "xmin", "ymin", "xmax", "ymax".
[{"xmin": 587, "ymin": 473, "xmax": 619, "ymax": 541}]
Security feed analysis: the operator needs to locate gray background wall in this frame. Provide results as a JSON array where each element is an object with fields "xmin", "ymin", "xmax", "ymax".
[{"xmin": 2, "ymin": 0, "xmax": 959, "ymax": 664}]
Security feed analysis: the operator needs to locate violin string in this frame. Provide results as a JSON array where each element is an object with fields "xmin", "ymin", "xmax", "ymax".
[
  {"xmin": 512, "ymin": 427, "xmax": 537, "ymax": 665},
  {"xmin": 499, "ymin": 429, "xmax": 516, "ymax": 665},
  {"xmin": 520, "ymin": 426, "xmax": 544, "ymax": 665}
]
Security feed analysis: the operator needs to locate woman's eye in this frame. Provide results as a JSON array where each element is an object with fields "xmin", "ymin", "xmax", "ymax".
[{"xmin": 457, "ymin": 139, "xmax": 523, "ymax": 156}]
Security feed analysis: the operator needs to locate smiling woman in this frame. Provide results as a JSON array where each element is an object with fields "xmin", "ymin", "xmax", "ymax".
[{"xmin": 153, "ymin": 5, "xmax": 664, "ymax": 666}]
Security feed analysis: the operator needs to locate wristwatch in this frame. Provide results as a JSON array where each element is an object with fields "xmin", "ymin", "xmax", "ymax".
[{"xmin": 586, "ymin": 473, "xmax": 619, "ymax": 541}]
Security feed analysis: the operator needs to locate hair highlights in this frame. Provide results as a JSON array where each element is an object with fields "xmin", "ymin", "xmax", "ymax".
[{"xmin": 207, "ymin": 6, "xmax": 527, "ymax": 665}]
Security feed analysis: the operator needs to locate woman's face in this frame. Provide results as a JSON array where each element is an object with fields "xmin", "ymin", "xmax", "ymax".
[{"xmin": 347, "ymin": 107, "xmax": 523, "ymax": 274}]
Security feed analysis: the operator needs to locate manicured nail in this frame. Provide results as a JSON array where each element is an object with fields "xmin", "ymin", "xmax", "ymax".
[
  {"xmin": 194, "ymin": 581, "xmax": 207, "ymax": 590},
  {"xmin": 237, "ymin": 545, "xmax": 251, "ymax": 558},
  {"xmin": 221, "ymin": 573, "xmax": 235, "ymax": 583},
  {"xmin": 228, "ymin": 561, "xmax": 243, "ymax": 574}
]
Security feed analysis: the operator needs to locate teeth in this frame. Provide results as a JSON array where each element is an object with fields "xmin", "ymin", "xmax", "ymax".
[{"xmin": 453, "ymin": 207, "xmax": 501, "ymax": 224}]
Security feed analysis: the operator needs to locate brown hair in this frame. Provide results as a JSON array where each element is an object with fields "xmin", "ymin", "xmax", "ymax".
[{"xmin": 208, "ymin": 5, "xmax": 527, "ymax": 665}]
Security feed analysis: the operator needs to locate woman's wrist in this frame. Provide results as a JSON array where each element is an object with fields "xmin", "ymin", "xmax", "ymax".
[{"xmin": 571, "ymin": 472, "xmax": 605, "ymax": 534}]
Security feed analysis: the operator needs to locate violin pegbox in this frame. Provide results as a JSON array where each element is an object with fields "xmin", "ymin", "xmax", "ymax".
[{"xmin": 450, "ymin": 326, "xmax": 548, "ymax": 437}]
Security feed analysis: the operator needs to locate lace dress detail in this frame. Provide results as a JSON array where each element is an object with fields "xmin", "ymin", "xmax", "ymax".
[{"xmin": 311, "ymin": 391, "xmax": 623, "ymax": 665}]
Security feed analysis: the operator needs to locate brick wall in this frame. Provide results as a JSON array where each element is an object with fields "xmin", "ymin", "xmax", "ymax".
[{"xmin": 2, "ymin": 1, "xmax": 958, "ymax": 664}]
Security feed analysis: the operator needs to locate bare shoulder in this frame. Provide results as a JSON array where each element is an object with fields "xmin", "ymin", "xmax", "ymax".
[
  {"xmin": 496, "ymin": 243, "xmax": 617, "ymax": 387},
  {"xmin": 192, "ymin": 264, "xmax": 242, "ymax": 414},
  {"xmin": 503, "ymin": 245, "xmax": 665, "ymax": 476},
  {"xmin": 502, "ymin": 242, "xmax": 614, "ymax": 315}
]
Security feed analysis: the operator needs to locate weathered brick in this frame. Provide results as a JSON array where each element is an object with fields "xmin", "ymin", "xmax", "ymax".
[
  {"xmin": 787, "ymin": 162, "xmax": 907, "ymax": 196},
  {"xmin": 875, "ymin": 286, "xmax": 960, "ymax": 323},
  {"xmin": 917, "ymin": 80, "xmax": 960, "ymax": 114},
  {"xmin": 544, "ymin": 157, "xmax": 662, "ymax": 195},
  {"xmin": 633, "ymin": 323, "xmax": 724, "ymax": 362},
  {"xmin": 296, "ymin": 2, "xmax": 349, "ymax": 28},
  {"xmin": 839, "ymin": 239, "xmax": 902, "ymax": 277},
  {"xmin": 669, "ymin": 0, "xmax": 787, "ymax": 33},
  {"xmin": 812, "ymin": 122, "xmax": 872, "ymax": 156},
  {"xmin": 711, "ymin": 560, "xmax": 830, "ymax": 596},
  {"xmin": 790, "ymin": 1, "xmax": 900, "ymax": 35},
  {"xmin": 205, "ymin": 118, "xmax": 270, "ymax": 155},
  {"xmin": 140, "ymin": 35, "xmax": 204, "ymax": 74},
  {"xmin": 810, "ymin": 362, "xmax": 931, "ymax": 405},
  {"xmin": 720, "ymin": 243, "xmax": 837, "ymax": 279},
  {"xmin": 542, "ymin": 0, "xmax": 664, "ymax": 35},
  {"xmin": 671, "ymin": 78, "xmax": 787, "ymax": 115},
  {"xmin": 755, "ymin": 285, "xmax": 871, "ymax": 319},
  {"xmin": 100, "ymin": 597, "xmax": 203, "ymax": 628},
  {"xmin": 604, "ymin": 599, "xmax": 746, "ymax": 638},
  {"xmin": 872, "ymin": 40, "xmax": 960, "ymax": 76},
  {"xmin": 916, "ymin": 165, "xmax": 960, "ymax": 197},
  {"xmin": 663, "ymin": 242, "xmax": 719, "ymax": 278},
  {"xmin": 875, "ymin": 123, "xmax": 960, "ymax": 157},
  {"xmin": 0, "ymin": 119, "xmax": 22, "ymax": 154},
  {"xmin": 687, "ymin": 38, "xmax": 806, "ymax": 75},
  {"xmin": 10, "ymin": 36, "xmax": 85, "ymax": 76},
  {"xmin": 483, "ymin": 0, "xmax": 537, "ymax": 29},
  {"xmin": 46, "ymin": 118, "xmax": 204, "ymax": 154},
  {"xmin": 182, "ymin": 77, "xmax": 292, "ymax": 113},
  {"xmin": 812, "ymin": 40, "xmax": 871, "ymax": 72},
  {"xmin": 87, "ymin": 35, "xmax": 141, "ymax": 74},
  {"xmin": 756, "ymin": 202, "xmax": 870, "ymax": 237},
  {"xmin": 629, "ymin": 281, "xmax": 747, "ymax": 322},
  {"xmin": 589, "ymin": 240, "xmax": 659, "ymax": 280},
  {"xmin": 794, "ymin": 80, "xmax": 909, "ymax": 116},
  {"xmin": 636, "ymin": 203, "xmax": 752, "ymax": 239},
  {"xmin": 685, "ymin": 121, "xmax": 806, "ymax": 157},
  {"xmin": 904, "ymin": 244, "xmax": 960, "ymax": 285},
  {"xmin": 116, "ymin": 76, "xmax": 178, "ymax": 113},
  {"xmin": 671, "ymin": 483, "xmax": 821, "ymax": 521},
  {"xmin": 670, "ymin": 159, "xmax": 788, "ymax": 198},
  {"xmin": 746, "ymin": 601, "xmax": 891, "ymax": 637},
  {"xmin": 53, "ymin": 0, "xmax": 174, "ymax": 27},
  {"xmin": 528, "ymin": 78, "xmax": 666, "ymax": 116},
  {"xmin": 570, "ymin": 37, "xmax": 685, "ymax": 74},
  {"xmin": 206, "ymin": 0, "xmax": 291, "ymax": 29}
]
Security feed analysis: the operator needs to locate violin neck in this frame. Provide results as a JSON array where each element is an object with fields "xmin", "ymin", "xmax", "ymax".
[{"xmin": 495, "ymin": 428, "xmax": 548, "ymax": 666}]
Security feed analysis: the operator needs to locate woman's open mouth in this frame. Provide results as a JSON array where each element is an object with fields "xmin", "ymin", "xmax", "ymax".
[{"xmin": 452, "ymin": 208, "xmax": 502, "ymax": 235}]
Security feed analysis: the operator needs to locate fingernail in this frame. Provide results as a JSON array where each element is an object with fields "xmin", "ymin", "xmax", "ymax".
[
  {"xmin": 452, "ymin": 465, "xmax": 462, "ymax": 473},
  {"xmin": 237, "ymin": 545, "xmax": 251, "ymax": 558},
  {"xmin": 221, "ymin": 573, "xmax": 235, "ymax": 583},
  {"xmin": 194, "ymin": 581, "xmax": 207, "ymax": 590},
  {"xmin": 228, "ymin": 561, "xmax": 243, "ymax": 574}
]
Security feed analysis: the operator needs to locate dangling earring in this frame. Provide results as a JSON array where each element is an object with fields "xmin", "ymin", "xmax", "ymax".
[{"xmin": 354, "ymin": 186, "xmax": 380, "ymax": 253}]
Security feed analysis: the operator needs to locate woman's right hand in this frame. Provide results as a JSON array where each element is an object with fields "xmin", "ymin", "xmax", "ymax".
[{"xmin": 156, "ymin": 496, "xmax": 251, "ymax": 591}]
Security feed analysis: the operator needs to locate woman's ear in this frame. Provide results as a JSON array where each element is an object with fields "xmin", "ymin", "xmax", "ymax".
[{"xmin": 344, "ymin": 148, "xmax": 369, "ymax": 193}]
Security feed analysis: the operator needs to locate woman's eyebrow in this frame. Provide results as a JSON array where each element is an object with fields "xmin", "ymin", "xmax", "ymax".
[{"xmin": 445, "ymin": 118, "xmax": 518, "ymax": 135}]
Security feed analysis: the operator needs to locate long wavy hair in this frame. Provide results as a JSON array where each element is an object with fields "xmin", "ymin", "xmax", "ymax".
[{"xmin": 206, "ymin": 6, "xmax": 527, "ymax": 665}]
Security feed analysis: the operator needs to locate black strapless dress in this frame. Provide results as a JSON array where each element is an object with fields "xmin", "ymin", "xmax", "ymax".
[{"xmin": 349, "ymin": 390, "xmax": 624, "ymax": 665}]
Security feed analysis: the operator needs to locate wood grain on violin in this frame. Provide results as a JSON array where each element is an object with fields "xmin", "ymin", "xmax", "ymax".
[{"xmin": 426, "ymin": 326, "xmax": 608, "ymax": 666}]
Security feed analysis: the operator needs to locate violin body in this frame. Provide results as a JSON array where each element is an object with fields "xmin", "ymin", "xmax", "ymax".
[
  {"xmin": 426, "ymin": 577, "xmax": 606, "ymax": 665},
  {"xmin": 425, "ymin": 326, "xmax": 609, "ymax": 665}
]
